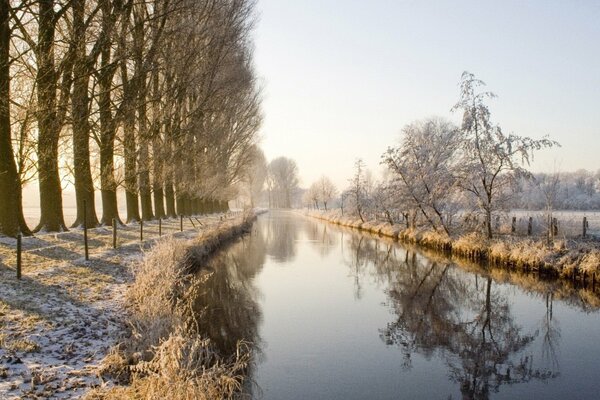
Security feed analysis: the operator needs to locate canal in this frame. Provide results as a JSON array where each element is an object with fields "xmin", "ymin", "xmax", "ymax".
[{"xmin": 195, "ymin": 211, "xmax": 600, "ymax": 399}]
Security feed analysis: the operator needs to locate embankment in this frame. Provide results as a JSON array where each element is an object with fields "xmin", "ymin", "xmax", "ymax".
[
  {"xmin": 307, "ymin": 210, "xmax": 600, "ymax": 286},
  {"xmin": 87, "ymin": 211, "xmax": 258, "ymax": 400}
]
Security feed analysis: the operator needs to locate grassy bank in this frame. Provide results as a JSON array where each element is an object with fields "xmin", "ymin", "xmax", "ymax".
[
  {"xmin": 0, "ymin": 212, "xmax": 257, "ymax": 399},
  {"xmin": 87, "ymin": 213, "xmax": 257, "ymax": 399},
  {"xmin": 307, "ymin": 210, "xmax": 600, "ymax": 286}
]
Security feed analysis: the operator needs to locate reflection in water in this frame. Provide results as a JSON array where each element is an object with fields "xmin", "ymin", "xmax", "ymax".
[
  {"xmin": 304, "ymin": 221, "xmax": 337, "ymax": 257},
  {"xmin": 265, "ymin": 213, "xmax": 299, "ymax": 262},
  {"xmin": 343, "ymin": 232, "xmax": 560, "ymax": 400},
  {"xmin": 189, "ymin": 212, "xmax": 599, "ymax": 399},
  {"xmin": 190, "ymin": 221, "xmax": 267, "ymax": 365},
  {"xmin": 540, "ymin": 292, "xmax": 560, "ymax": 373}
]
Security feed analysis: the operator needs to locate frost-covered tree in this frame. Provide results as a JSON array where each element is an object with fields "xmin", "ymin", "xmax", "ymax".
[
  {"xmin": 316, "ymin": 176, "xmax": 337, "ymax": 211},
  {"xmin": 535, "ymin": 171, "xmax": 561, "ymax": 241},
  {"xmin": 240, "ymin": 146, "xmax": 267, "ymax": 208},
  {"xmin": 304, "ymin": 183, "xmax": 320, "ymax": 209},
  {"xmin": 0, "ymin": 0, "xmax": 30, "ymax": 237},
  {"xmin": 268, "ymin": 157, "xmax": 299, "ymax": 208},
  {"xmin": 383, "ymin": 117, "xmax": 461, "ymax": 235},
  {"xmin": 346, "ymin": 159, "xmax": 371, "ymax": 222},
  {"xmin": 452, "ymin": 72, "xmax": 558, "ymax": 238}
]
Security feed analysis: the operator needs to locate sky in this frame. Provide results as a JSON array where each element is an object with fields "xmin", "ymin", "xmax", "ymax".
[{"xmin": 253, "ymin": 0, "xmax": 600, "ymax": 189}]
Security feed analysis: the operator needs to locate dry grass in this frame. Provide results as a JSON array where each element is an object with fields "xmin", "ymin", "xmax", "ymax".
[
  {"xmin": 308, "ymin": 210, "xmax": 600, "ymax": 287},
  {"xmin": 0, "ymin": 334, "xmax": 40, "ymax": 353},
  {"xmin": 88, "ymin": 215, "xmax": 255, "ymax": 399},
  {"xmin": 0, "ymin": 212, "xmax": 253, "ymax": 399}
]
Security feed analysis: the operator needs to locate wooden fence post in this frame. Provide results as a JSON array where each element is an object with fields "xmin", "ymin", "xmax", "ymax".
[
  {"xmin": 159, "ymin": 218, "xmax": 162, "ymax": 237},
  {"xmin": 180, "ymin": 214, "xmax": 183, "ymax": 232},
  {"xmin": 16, "ymin": 233, "xmax": 22, "ymax": 280},
  {"xmin": 527, "ymin": 217, "xmax": 533, "ymax": 236},
  {"xmin": 511, "ymin": 217, "xmax": 516, "ymax": 234},
  {"xmin": 83, "ymin": 200, "xmax": 89, "ymax": 261},
  {"xmin": 140, "ymin": 220, "xmax": 143, "ymax": 241},
  {"xmin": 552, "ymin": 218, "xmax": 558, "ymax": 237},
  {"xmin": 112, "ymin": 218, "xmax": 117, "ymax": 248},
  {"xmin": 583, "ymin": 216, "xmax": 588, "ymax": 238}
]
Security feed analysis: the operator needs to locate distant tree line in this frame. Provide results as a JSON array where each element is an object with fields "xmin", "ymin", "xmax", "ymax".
[
  {"xmin": 512, "ymin": 170, "xmax": 600, "ymax": 211},
  {"xmin": 0, "ymin": 0, "xmax": 262, "ymax": 237}
]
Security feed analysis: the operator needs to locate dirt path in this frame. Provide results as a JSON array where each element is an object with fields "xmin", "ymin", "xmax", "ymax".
[{"xmin": 0, "ymin": 213, "xmax": 240, "ymax": 399}]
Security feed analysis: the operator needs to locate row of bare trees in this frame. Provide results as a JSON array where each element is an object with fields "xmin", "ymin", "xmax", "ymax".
[{"xmin": 0, "ymin": 0, "xmax": 262, "ymax": 237}]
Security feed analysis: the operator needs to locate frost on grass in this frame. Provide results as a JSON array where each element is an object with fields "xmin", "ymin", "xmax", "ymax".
[
  {"xmin": 88, "ymin": 215, "xmax": 254, "ymax": 399},
  {"xmin": 0, "ymin": 214, "xmax": 243, "ymax": 399},
  {"xmin": 0, "ymin": 252, "xmax": 130, "ymax": 399},
  {"xmin": 308, "ymin": 210, "xmax": 600, "ymax": 280}
]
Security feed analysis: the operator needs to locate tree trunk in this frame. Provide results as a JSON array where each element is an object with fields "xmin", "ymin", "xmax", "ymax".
[
  {"xmin": 71, "ymin": 0, "xmax": 98, "ymax": 228},
  {"xmin": 485, "ymin": 210, "xmax": 493, "ymax": 239},
  {"xmin": 165, "ymin": 181, "xmax": 176, "ymax": 217},
  {"xmin": 124, "ymin": 114, "xmax": 140, "ymax": 222},
  {"xmin": 0, "ymin": 0, "xmax": 30, "ymax": 237},
  {"xmin": 137, "ymin": 74, "xmax": 153, "ymax": 220},
  {"xmin": 35, "ymin": 0, "xmax": 67, "ymax": 232},
  {"xmin": 98, "ymin": 21, "xmax": 121, "ymax": 226},
  {"xmin": 176, "ymin": 190, "xmax": 185, "ymax": 216},
  {"xmin": 152, "ymin": 139, "xmax": 165, "ymax": 218},
  {"xmin": 100, "ymin": 147, "xmax": 120, "ymax": 226},
  {"xmin": 138, "ymin": 140, "xmax": 153, "ymax": 220}
]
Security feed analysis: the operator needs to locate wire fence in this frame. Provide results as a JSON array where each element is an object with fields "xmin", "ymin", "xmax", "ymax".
[
  {"xmin": 366, "ymin": 209, "xmax": 600, "ymax": 239},
  {"xmin": 1, "ymin": 211, "xmax": 242, "ymax": 280},
  {"xmin": 500, "ymin": 210, "xmax": 600, "ymax": 239}
]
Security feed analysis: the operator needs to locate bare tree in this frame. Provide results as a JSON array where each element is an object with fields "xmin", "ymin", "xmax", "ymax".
[
  {"xmin": 452, "ymin": 72, "xmax": 558, "ymax": 238},
  {"xmin": 383, "ymin": 117, "xmax": 460, "ymax": 235},
  {"xmin": 19, "ymin": 0, "xmax": 75, "ymax": 232},
  {"xmin": 240, "ymin": 145, "xmax": 267, "ymax": 208},
  {"xmin": 347, "ymin": 159, "xmax": 369, "ymax": 222},
  {"xmin": 316, "ymin": 175, "xmax": 337, "ymax": 211},
  {"xmin": 268, "ymin": 157, "xmax": 299, "ymax": 208},
  {"xmin": 305, "ymin": 182, "xmax": 320, "ymax": 209},
  {"xmin": 536, "ymin": 170, "xmax": 561, "ymax": 243},
  {"xmin": 0, "ymin": 0, "xmax": 30, "ymax": 237}
]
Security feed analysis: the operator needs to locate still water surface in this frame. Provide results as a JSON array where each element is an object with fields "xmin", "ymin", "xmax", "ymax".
[{"xmin": 197, "ymin": 211, "xmax": 600, "ymax": 400}]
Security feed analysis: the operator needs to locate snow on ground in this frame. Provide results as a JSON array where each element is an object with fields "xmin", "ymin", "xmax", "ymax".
[{"xmin": 0, "ymin": 213, "xmax": 238, "ymax": 399}]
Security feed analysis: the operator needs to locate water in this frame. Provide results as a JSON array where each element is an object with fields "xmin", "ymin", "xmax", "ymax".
[{"xmin": 195, "ymin": 211, "xmax": 600, "ymax": 400}]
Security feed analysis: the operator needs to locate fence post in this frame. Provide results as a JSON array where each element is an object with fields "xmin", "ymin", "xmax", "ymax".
[
  {"xmin": 83, "ymin": 200, "xmax": 89, "ymax": 261},
  {"xmin": 527, "ymin": 217, "xmax": 533, "ymax": 236},
  {"xmin": 16, "ymin": 233, "xmax": 22, "ymax": 280},
  {"xmin": 140, "ymin": 220, "xmax": 143, "ymax": 241},
  {"xmin": 180, "ymin": 214, "xmax": 183, "ymax": 232},
  {"xmin": 552, "ymin": 218, "xmax": 558, "ymax": 237},
  {"xmin": 511, "ymin": 217, "xmax": 516, "ymax": 234},
  {"xmin": 159, "ymin": 218, "xmax": 162, "ymax": 237},
  {"xmin": 583, "ymin": 216, "xmax": 588, "ymax": 238},
  {"xmin": 112, "ymin": 218, "xmax": 117, "ymax": 248}
]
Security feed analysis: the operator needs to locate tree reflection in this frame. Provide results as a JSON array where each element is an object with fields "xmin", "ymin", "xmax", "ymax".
[
  {"xmin": 304, "ymin": 220, "xmax": 337, "ymax": 257},
  {"xmin": 341, "ymin": 229, "xmax": 560, "ymax": 399},
  {"xmin": 264, "ymin": 212, "xmax": 299, "ymax": 262},
  {"xmin": 539, "ymin": 292, "xmax": 560, "ymax": 373},
  {"xmin": 190, "ymin": 224, "xmax": 266, "ymax": 358}
]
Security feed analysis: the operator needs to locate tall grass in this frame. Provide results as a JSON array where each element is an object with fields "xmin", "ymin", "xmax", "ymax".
[
  {"xmin": 308, "ymin": 210, "xmax": 600, "ymax": 284},
  {"xmin": 87, "ymin": 215, "xmax": 255, "ymax": 399}
]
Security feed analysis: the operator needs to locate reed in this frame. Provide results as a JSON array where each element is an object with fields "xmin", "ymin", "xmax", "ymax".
[{"xmin": 87, "ymin": 214, "xmax": 255, "ymax": 399}]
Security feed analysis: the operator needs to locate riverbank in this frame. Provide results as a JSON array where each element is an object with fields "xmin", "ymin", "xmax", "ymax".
[
  {"xmin": 307, "ymin": 210, "xmax": 600, "ymax": 286},
  {"xmin": 0, "ymin": 211, "xmax": 257, "ymax": 399}
]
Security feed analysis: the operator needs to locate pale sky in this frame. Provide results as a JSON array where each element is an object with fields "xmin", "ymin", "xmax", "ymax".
[{"xmin": 254, "ymin": 0, "xmax": 600, "ymax": 189}]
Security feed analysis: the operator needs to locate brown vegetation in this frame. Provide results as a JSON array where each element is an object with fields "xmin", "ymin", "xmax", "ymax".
[
  {"xmin": 88, "ymin": 213, "xmax": 255, "ymax": 399},
  {"xmin": 308, "ymin": 210, "xmax": 600, "ymax": 288}
]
